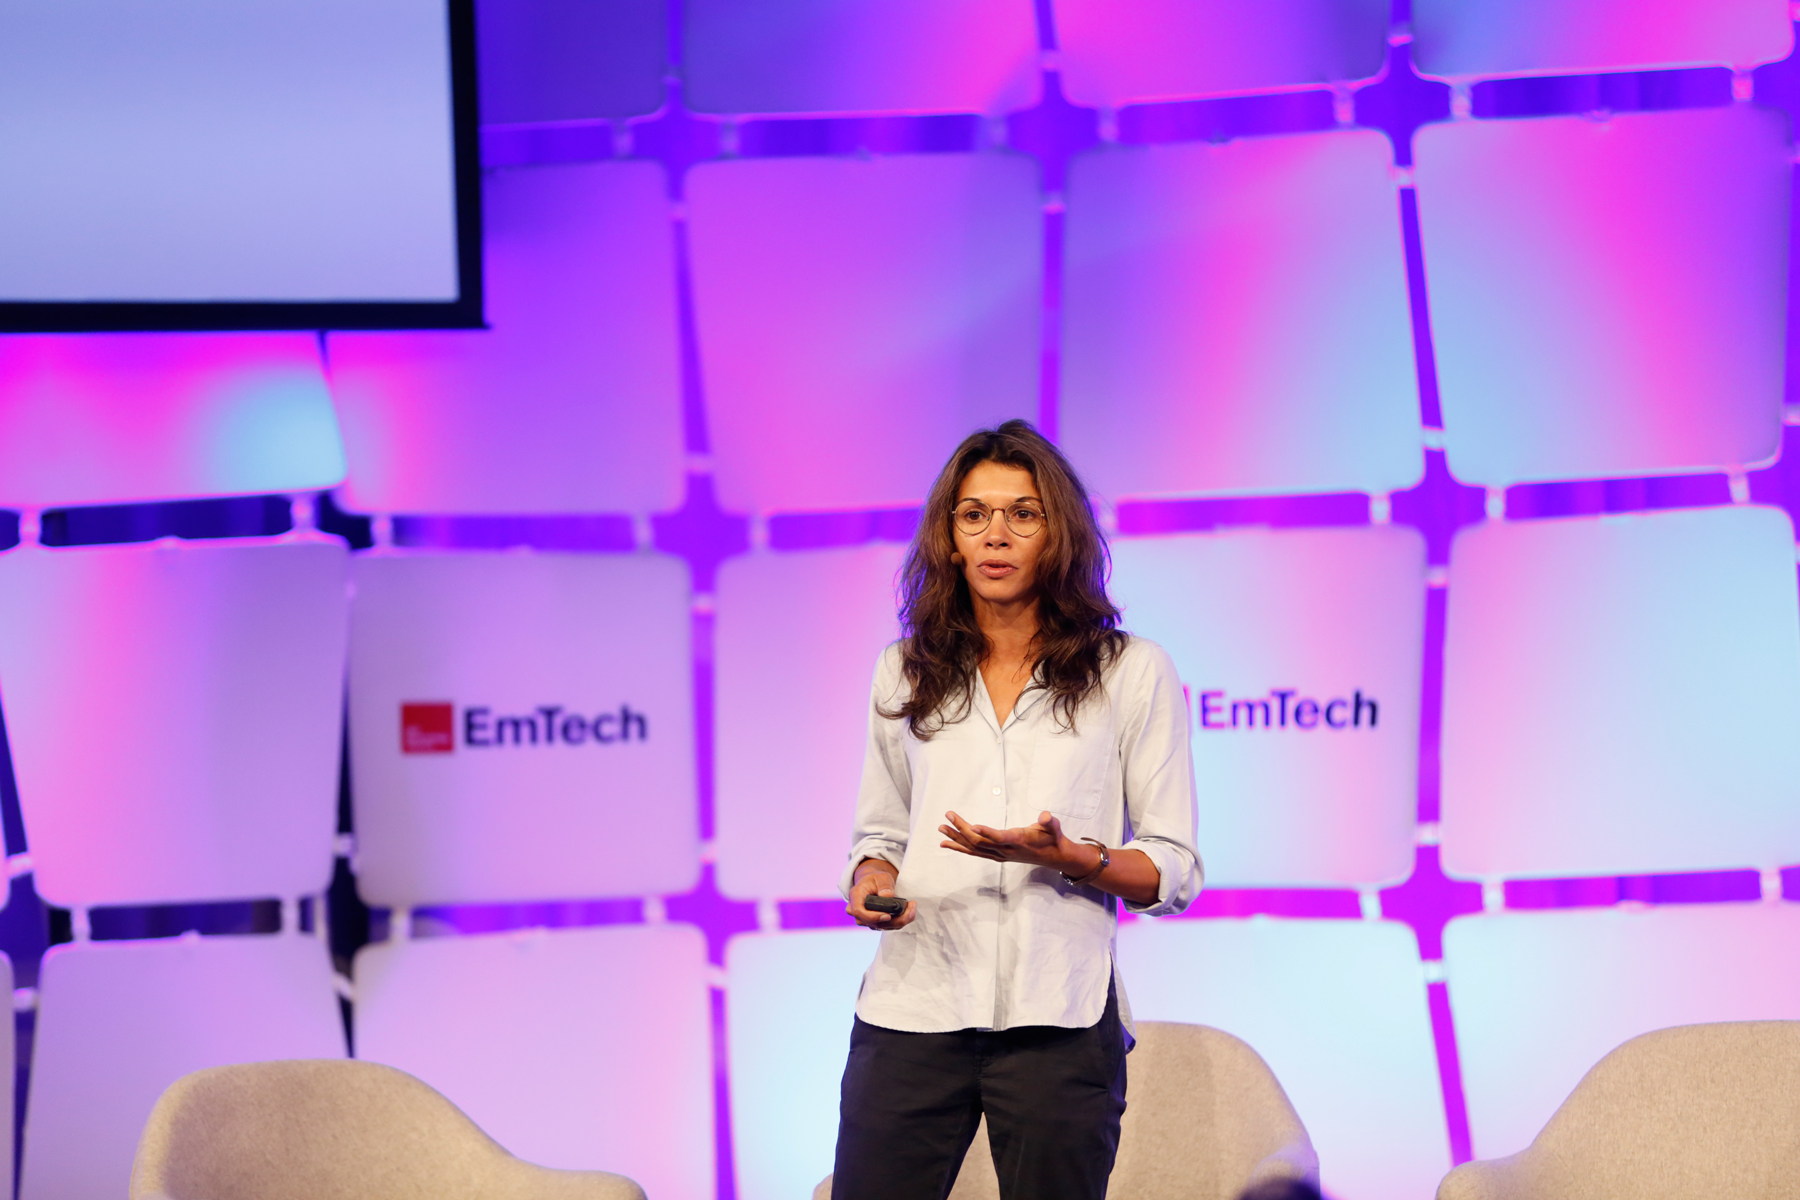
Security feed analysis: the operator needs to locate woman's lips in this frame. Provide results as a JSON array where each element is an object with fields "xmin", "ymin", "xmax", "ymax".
[{"xmin": 978, "ymin": 560, "xmax": 1016, "ymax": 578}]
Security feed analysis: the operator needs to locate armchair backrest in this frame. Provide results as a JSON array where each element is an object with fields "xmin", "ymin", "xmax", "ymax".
[{"xmin": 130, "ymin": 1058, "xmax": 646, "ymax": 1200}]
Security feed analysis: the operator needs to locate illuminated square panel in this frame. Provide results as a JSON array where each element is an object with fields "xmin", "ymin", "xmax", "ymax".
[
  {"xmin": 1413, "ymin": 0, "xmax": 1791, "ymax": 79},
  {"xmin": 1056, "ymin": 0, "xmax": 1388, "ymax": 107},
  {"xmin": 477, "ymin": 0, "xmax": 666, "ymax": 123},
  {"xmin": 1117, "ymin": 919, "xmax": 1450, "ymax": 1200},
  {"xmin": 716, "ymin": 546, "xmax": 903, "ymax": 899},
  {"xmin": 329, "ymin": 161, "xmax": 684, "ymax": 515},
  {"xmin": 684, "ymin": 0, "xmax": 1037, "ymax": 116},
  {"xmin": 727, "ymin": 930, "xmax": 875, "ymax": 1200},
  {"xmin": 689, "ymin": 154, "xmax": 1038, "ymax": 513},
  {"xmin": 1444, "ymin": 905, "xmax": 1800, "ymax": 1160},
  {"xmin": 1110, "ymin": 525, "xmax": 1424, "ymax": 887},
  {"xmin": 356, "ymin": 924, "xmax": 712, "ymax": 1200},
  {"xmin": 0, "ymin": 539, "xmax": 346, "ymax": 907},
  {"xmin": 21, "ymin": 936, "xmax": 342, "ymax": 1200},
  {"xmin": 1441, "ymin": 506, "xmax": 1800, "ymax": 879},
  {"xmin": 1061, "ymin": 132, "xmax": 1421, "ymax": 500},
  {"xmin": 0, "ymin": 334, "xmax": 343, "ymax": 508},
  {"xmin": 348, "ymin": 552, "xmax": 696, "ymax": 906},
  {"xmin": 1415, "ymin": 106, "xmax": 1788, "ymax": 486}
]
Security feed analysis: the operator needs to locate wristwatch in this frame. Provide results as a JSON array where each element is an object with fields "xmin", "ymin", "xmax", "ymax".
[{"xmin": 1062, "ymin": 838, "xmax": 1109, "ymax": 887}]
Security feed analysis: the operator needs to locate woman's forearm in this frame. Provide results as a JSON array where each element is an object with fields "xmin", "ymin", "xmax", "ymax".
[
  {"xmin": 1061, "ymin": 843, "xmax": 1161, "ymax": 906},
  {"xmin": 854, "ymin": 856, "xmax": 898, "ymax": 889}
]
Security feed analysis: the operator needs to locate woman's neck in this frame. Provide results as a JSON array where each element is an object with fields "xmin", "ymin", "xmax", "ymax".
[{"xmin": 973, "ymin": 593, "xmax": 1039, "ymax": 665}]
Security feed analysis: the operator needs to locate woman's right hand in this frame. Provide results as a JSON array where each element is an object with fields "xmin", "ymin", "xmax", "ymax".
[{"xmin": 847, "ymin": 858, "xmax": 916, "ymax": 931}]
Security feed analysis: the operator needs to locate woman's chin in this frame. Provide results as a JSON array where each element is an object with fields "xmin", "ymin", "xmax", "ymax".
[{"xmin": 967, "ymin": 578, "xmax": 1035, "ymax": 607}]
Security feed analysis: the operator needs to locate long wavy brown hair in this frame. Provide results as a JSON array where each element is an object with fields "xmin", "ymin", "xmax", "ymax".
[{"xmin": 884, "ymin": 419, "xmax": 1125, "ymax": 738}]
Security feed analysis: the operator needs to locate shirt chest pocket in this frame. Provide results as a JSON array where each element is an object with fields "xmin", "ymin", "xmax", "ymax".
[{"xmin": 1026, "ymin": 728, "xmax": 1108, "ymax": 821}]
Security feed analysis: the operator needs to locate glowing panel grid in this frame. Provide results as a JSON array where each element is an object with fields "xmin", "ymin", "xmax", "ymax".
[
  {"xmin": 683, "ymin": 0, "xmax": 1038, "ymax": 117},
  {"xmin": 348, "ymin": 551, "xmax": 696, "ymax": 907},
  {"xmin": 1414, "ymin": 105, "xmax": 1790, "ymax": 487},
  {"xmin": 1444, "ymin": 904, "xmax": 1800, "ymax": 1161},
  {"xmin": 1109, "ymin": 525, "xmax": 1425, "ymax": 887},
  {"xmin": 688, "ymin": 154, "xmax": 1039, "ymax": 514},
  {"xmin": 726, "ymin": 930, "xmax": 873, "ymax": 1200},
  {"xmin": 1061, "ymin": 131, "xmax": 1422, "ymax": 500},
  {"xmin": 1117, "ymin": 918, "xmax": 1451, "ymax": 1200},
  {"xmin": 0, "ymin": 538, "xmax": 347, "ymax": 908},
  {"xmin": 20, "ymin": 935, "xmax": 343, "ymax": 1200},
  {"xmin": 1441, "ymin": 505, "xmax": 1800, "ymax": 881},
  {"xmin": 476, "ymin": 0, "xmax": 668, "ymax": 124},
  {"xmin": 329, "ymin": 161, "xmax": 685, "ymax": 515},
  {"xmin": 1412, "ymin": 0, "xmax": 1793, "ymax": 80},
  {"xmin": 9, "ymin": 8, "xmax": 1800, "ymax": 1197},
  {"xmin": 0, "ymin": 334, "xmax": 345, "ymax": 509},
  {"xmin": 355, "ymin": 923, "xmax": 714, "ymax": 1200},
  {"xmin": 1054, "ymin": 0, "xmax": 1389, "ymax": 107},
  {"xmin": 715, "ymin": 545, "xmax": 903, "ymax": 900}
]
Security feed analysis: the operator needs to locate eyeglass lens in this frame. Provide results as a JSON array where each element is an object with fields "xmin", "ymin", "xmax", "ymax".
[{"xmin": 954, "ymin": 502, "xmax": 1043, "ymax": 536}]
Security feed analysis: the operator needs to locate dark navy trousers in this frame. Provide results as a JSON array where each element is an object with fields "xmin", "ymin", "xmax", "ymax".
[{"xmin": 831, "ymin": 984, "xmax": 1127, "ymax": 1200}]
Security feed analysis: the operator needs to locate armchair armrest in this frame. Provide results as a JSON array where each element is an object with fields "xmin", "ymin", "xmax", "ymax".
[
  {"xmin": 1436, "ymin": 1153, "xmax": 1532, "ymax": 1200},
  {"xmin": 1244, "ymin": 1138, "xmax": 1321, "ymax": 1190}
]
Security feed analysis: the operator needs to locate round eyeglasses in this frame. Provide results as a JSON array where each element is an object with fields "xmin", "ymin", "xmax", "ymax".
[{"xmin": 953, "ymin": 500, "xmax": 1045, "ymax": 539}]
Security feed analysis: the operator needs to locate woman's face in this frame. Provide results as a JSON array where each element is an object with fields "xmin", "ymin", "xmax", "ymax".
[{"xmin": 952, "ymin": 460, "xmax": 1047, "ymax": 608}]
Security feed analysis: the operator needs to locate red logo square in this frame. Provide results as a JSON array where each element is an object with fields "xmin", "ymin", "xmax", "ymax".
[{"xmin": 401, "ymin": 703, "xmax": 455, "ymax": 754}]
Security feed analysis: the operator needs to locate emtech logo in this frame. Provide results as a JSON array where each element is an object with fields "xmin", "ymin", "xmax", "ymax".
[
  {"xmin": 400, "ymin": 702, "xmax": 649, "ymax": 754},
  {"xmin": 401, "ymin": 703, "xmax": 455, "ymax": 753},
  {"xmin": 1196, "ymin": 689, "xmax": 1379, "ymax": 731}
]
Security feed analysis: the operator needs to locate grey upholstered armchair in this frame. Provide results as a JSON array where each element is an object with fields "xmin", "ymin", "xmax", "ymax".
[{"xmin": 1437, "ymin": 1021, "xmax": 1800, "ymax": 1200}]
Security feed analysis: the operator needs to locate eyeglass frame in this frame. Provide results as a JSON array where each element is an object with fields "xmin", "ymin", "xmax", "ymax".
[{"xmin": 950, "ymin": 498, "xmax": 1047, "ymax": 539}]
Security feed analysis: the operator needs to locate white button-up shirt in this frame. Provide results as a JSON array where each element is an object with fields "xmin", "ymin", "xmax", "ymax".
[{"xmin": 841, "ymin": 635, "xmax": 1203, "ymax": 1034}]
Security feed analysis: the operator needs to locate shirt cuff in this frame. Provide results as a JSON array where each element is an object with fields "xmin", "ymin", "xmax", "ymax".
[
  {"xmin": 1119, "ymin": 837, "xmax": 1200, "ymax": 917},
  {"xmin": 839, "ymin": 839, "xmax": 905, "ymax": 902}
]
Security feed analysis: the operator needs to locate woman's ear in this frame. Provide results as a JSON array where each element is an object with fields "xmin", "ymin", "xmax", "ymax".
[{"xmin": 949, "ymin": 552, "xmax": 965, "ymax": 565}]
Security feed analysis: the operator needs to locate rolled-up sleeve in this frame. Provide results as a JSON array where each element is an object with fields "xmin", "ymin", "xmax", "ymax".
[
  {"xmin": 1117, "ymin": 642, "xmax": 1203, "ymax": 916},
  {"xmin": 839, "ymin": 643, "xmax": 913, "ymax": 901}
]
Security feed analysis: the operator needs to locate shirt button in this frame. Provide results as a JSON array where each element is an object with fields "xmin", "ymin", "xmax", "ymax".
[{"xmin": 992, "ymin": 786, "xmax": 1002, "ymax": 795}]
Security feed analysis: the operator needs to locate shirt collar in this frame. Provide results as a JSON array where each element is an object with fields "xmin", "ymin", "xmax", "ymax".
[
  {"xmin": 971, "ymin": 673, "xmax": 1000, "ymax": 734},
  {"xmin": 972, "ymin": 668, "xmax": 1048, "ymax": 733},
  {"xmin": 1010, "ymin": 681, "xmax": 1047, "ymax": 725}
]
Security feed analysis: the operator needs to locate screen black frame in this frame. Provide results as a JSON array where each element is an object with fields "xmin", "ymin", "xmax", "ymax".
[{"xmin": 0, "ymin": 0, "xmax": 485, "ymax": 333}]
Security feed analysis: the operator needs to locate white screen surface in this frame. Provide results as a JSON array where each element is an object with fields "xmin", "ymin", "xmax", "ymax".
[{"xmin": 0, "ymin": 0, "xmax": 460, "ymax": 304}]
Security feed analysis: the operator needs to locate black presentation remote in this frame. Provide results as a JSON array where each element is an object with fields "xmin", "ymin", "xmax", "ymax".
[{"xmin": 865, "ymin": 894, "xmax": 908, "ymax": 916}]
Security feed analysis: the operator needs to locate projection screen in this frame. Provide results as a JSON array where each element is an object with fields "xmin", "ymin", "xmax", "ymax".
[{"xmin": 0, "ymin": 0, "xmax": 482, "ymax": 331}]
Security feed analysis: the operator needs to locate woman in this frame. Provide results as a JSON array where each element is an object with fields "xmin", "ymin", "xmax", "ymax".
[{"xmin": 834, "ymin": 420, "xmax": 1202, "ymax": 1200}]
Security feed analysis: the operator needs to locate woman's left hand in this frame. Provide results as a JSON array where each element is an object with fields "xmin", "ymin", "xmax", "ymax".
[{"xmin": 938, "ymin": 810, "xmax": 1095, "ymax": 876}]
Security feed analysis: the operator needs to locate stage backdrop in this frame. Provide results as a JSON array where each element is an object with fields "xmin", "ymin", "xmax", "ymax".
[{"xmin": 1, "ymin": 2, "xmax": 1799, "ymax": 1199}]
